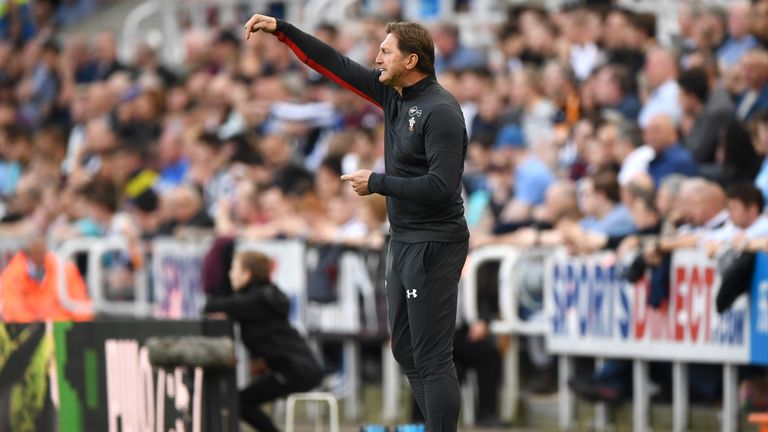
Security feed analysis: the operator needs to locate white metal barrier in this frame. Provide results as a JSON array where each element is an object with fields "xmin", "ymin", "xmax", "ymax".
[
  {"xmin": 464, "ymin": 245, "xmax": 550, "ymax": 423},
  {"xmin": 57, "ymin": 236, "xmax": 151, "ymax": 318},
  {"xmin": 545, "ymin": 248, "xmax": 764, "ymax": 432},
  {"xmin": 305, "ymin": 249, "xmax": 379, "ymax": 336}
]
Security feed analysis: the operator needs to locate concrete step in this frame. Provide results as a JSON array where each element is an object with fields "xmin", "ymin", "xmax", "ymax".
[
  {"xmin": 253, "ymin": 383, "xmax": 763, "ymax": 431},
  {"xmin": 62, "ymin": 0, "xmax": 155, "ymax": 37},
  {"xmin": 523, "ymin": 392, "xmax": 757, "ymax": 431}
]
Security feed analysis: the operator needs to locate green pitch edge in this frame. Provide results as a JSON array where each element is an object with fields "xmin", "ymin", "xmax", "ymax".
[
  {"xmin": 54, "ymin": 322, "xmax": 82, "ymax": 432},
  {"xmin": 84, "ymin": 349, "xmax": 99, "ymax": 410}
]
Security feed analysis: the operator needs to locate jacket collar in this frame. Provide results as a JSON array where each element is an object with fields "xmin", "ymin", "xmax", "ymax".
[{"xmin": 402, "ymin": 75, "xmax": 436, "ymax": 99}]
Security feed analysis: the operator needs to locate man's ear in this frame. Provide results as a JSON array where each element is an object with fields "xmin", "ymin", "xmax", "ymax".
[{"xmin": 405, "ymin": 53, "xmax": 419, "ymax": 71}]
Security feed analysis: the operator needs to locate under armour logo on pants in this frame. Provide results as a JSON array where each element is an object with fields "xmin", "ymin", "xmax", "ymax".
[{"xmin": 406, "ymin": 289, "xmax": 418, "ymax": 299}]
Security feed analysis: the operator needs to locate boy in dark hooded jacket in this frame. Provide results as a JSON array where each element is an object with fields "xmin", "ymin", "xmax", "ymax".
[{"xmin": 205, "ymin": 250, "xmax": 323, "ymax": 432}]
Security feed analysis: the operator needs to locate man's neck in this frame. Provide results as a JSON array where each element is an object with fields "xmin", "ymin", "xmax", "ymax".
[
  {"xmin": 689, "ymin": 101, "xmax": 704, "ymax": 116},
  {"xmin": 636, "ymin": 211, "xmax": 659, "ymax": 230},
  {"xmin": 593, "ymin": 201, "xmax": 615, "ymax": 220},
  {"xmin": 656, "ymin": 141, "xmax": 678, "ymax": 153},
  {"xmin": 742, "ymin": 214, "xmax": 761, "ymax": 230},
  {"xmin": 651, "ymin": 77, "xmax": 673, "ymax": 92},
  {"xmin": 395, "ymin": 72, "xmax": 429, "ymax": 95}
]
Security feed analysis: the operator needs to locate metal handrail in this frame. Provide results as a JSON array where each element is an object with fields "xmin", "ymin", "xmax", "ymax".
[
  {"xmin": 57, "ymin": 236, "xmax": 150, "ymax": 318},
  {"xmin": 56, "ymin": 237, "xmax": 106, "ymax": 317}
]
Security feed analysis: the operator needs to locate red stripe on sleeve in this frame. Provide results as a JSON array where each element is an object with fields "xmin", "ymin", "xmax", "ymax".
[{"xmin": 276, "ymin": 31, "xmax": 383, "ymax": 110}]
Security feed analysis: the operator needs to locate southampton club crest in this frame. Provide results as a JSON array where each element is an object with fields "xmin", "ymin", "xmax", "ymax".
[{"xmin": 408, "ymin": 106, "xmax": 422, "ymax": 132}]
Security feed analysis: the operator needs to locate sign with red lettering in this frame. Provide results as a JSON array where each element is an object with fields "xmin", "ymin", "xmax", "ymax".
[{"xmin": 546, "ymin": 249, "xmax": 753, "ymax": 364}]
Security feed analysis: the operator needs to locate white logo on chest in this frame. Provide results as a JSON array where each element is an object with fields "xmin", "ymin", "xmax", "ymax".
[
  {"xmin": 406, "ymin": 289, "xmax": 418, "ymax": 299},
  {"xmin": 408, "ymin": 106, "xmax": 422, "ymax": 132}
]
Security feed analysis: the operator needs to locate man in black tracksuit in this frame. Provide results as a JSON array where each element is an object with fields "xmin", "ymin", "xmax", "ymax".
[{"xmin": 245, "ymin": 14, "xmax": 470, "ymax": 431}]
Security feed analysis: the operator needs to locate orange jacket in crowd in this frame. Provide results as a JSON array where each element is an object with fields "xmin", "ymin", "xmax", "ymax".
[{"xmin": 0, "ymin": 252, "xmax": 94, "ymax": 322}]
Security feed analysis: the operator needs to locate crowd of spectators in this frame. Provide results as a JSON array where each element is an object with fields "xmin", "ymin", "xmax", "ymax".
[{"xmin": 2, "ymin": 0, "xmax": 768, "ymax": 417}]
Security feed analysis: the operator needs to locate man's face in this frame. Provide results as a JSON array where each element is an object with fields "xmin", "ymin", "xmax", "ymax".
[
  {"xmin": 228, "ymin": 256, "xmax": 251, "ymax": 291},
  {"xmin": 643, "ymin": 51, "xmax": 670, "ymax": 89},
  {"xmin": 753, "ymin": 123, "xmax": 768, "ymax": 156},
  {"xmin": 751, "ymin": 0, "xmax": 768, "ymax": 39},
  {"xmin": 740, "ymin": 54, "xmax": 768, "ymax": 90},
  {"xmin": 678, "ymin": 90, "xmax": 699, "ymax": 115},
  {"xmin": 593, "ymin": 68, "xmax": 618, "ymax": 105},
  {"xmin": 578, "ymin": 179, "xmax": 598, "ymax": 216},
  {"xmin": 375, "ymin": 33, "xmax": 409, "ymax": 87},
  {"xmin": 25, "ymin": 240, "xmax": 47, "ymax": 269},
  {"xmin": 727, "ymin": 199, "xmax": 758, "ymax": 229},
  {"xmin": 643, "ymin": 116, "xmax": 675, "ymax": 152},
  {"xmin": 655, "ymin": 186, "xmax": 673, "ymax": 216}
]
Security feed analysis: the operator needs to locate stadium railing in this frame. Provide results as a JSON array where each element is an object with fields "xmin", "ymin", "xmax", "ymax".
[
  {"xmin": 0, "ymin": 234, "xmax": 382, "ymax": 420},
  {"xmin": 462, "ymin": 245, "xmax": 549, "ymax": 423},
  {"xmin": 546, "ymin": 247, "xmax": 768, "ymax": 432},
  {"xmin": 5, "ymin": 234, "xmax": 766, "ymax": 429}
]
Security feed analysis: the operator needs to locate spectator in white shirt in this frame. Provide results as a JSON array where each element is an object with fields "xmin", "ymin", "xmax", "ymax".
[
  {"xmin": 566, "ymin": 9, "xmax": 603, "ymax": 81},
  {"xmin": 638, "ymin": 47, "xmax": 682, "ymax": 127},
  {"xmin": 705, "ymin": 183, "xmax": 768, "ymax": 254},
  {"xmin": 612, "ymin": 120, "xmax": 653, "ymax": 185}
]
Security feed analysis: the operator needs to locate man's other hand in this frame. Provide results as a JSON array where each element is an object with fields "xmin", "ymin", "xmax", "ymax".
[{"xmin": 341, "ymin": 170, "xmax": 373, "ymax": 196}]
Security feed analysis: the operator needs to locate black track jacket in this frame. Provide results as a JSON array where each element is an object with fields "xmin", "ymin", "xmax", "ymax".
[
  {"xmin": 204, "ymin": 279, "xmax": 320, "ymax": 374},
  {"xmin": 274, "ymin": 19, "xmax": 469, "ymax": 243}
]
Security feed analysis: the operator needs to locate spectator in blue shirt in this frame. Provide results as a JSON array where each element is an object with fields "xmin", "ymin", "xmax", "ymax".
[
  {"xmin": 156, "ymin": 122, "xmax": 190, "ymax": 192},
  {"xmin": 578, "ymin": 170, "xmax": 636, "ymax": 237},
  {"xmin": 54, "ymin": 0, "xmax": 96, "ymax": 28},
  {"xmin": 19, "ymin": 39, "xmax": 60, "ymax": 127},
  {"xmin": 644, "ymin": 114, "xmax": 697, "ymax": 186},
  {"xmin": 494, "ymin": 124, "xmax": 555, "ymax": 224},
  {"xmin": 0, "ymin": 0, "xmax": 36, "ymax": 43},
  {"xmin": 735, "ymin": 49, "xmax": 768, "ymax": 121},
  {"xmin": 751, "ymin": 111, "xmax": 768, "ymax": 207},
  {"xmin": 717, "ymin": 2, "xmax": 759, "ymax": 69},
  {"xmin": 593, "ymin": 64, "xmax": 641, "ymax": 121},
  {"xmin": 432, "ymin": 22, "xmax": 486, "ymax": 73}
]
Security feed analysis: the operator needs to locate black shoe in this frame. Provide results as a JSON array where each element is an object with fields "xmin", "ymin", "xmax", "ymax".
[
  {"xmin": 568, "ymin": 376, "xmax": 625, "ymax": 403},
  {"xmin": 475, "ymin": 415, "xmax": 510, "ymax": 428},
  {"xmin": 592, "ymin": 382, "xmax": 625, "ymax": 404},
  {"xmin": 568, "ymin": 376, "xmax": 601, "ymax": 402},
  {"xmin": 528, "ymin": 368, "xmax": 557, "ymax": 395}
]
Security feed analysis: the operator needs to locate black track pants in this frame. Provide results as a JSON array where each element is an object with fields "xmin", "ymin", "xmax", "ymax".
[
  {"xmin": 240, "ymin": 365, "xmax": 322, "ymax": 432},
  {"xmin": 386, "ymin": 239, "xmax": 469, "ymax": 432}
]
